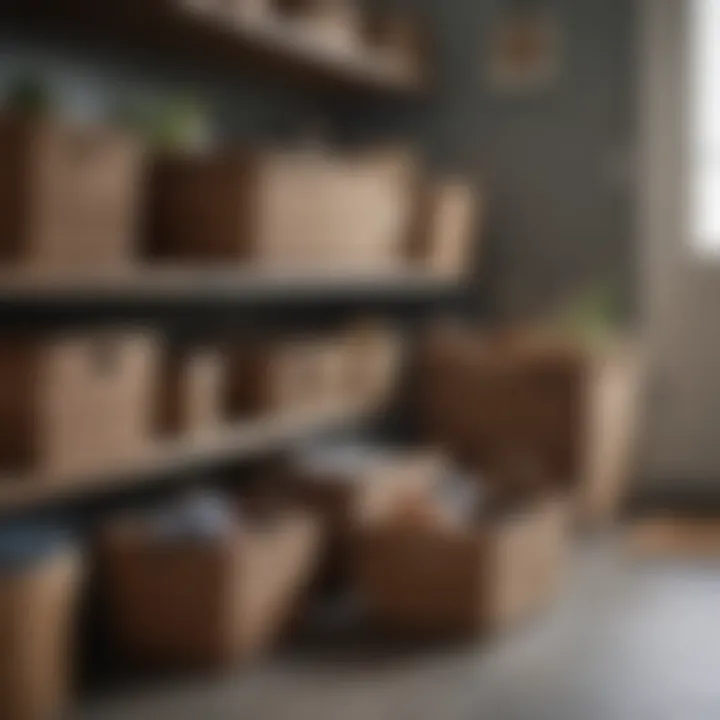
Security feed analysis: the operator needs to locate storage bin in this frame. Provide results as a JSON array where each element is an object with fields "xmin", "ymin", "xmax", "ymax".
[
  {"xmin": 147, "ymin": 149, "xmax": 312, "ymax": 269},
  {"xmin": 157, "ymin": 347, "xmax": 227, "ymax": 438},
  {"xmin": 313, "ymin": 336, "xmax": 355, "ymax": 412},
  {"xmin": 578, "ymin": 344, "xmax": 643, "ymax": 525},
  {"xmin": 409, "ymin": 179, "xmax": 481, "ymax": 278},
  {"xmin": 102, "ymin": 510, "xmax": 321, "ymax": 667},
  {"xmin": 0, "ymin": 332, "xmax": 159, "ymax": 476},
  {"xmin": 147, "ymin": 148, "xmax": 415, "ymax": 273},
  {"xmin": 345, "ymin": 323, "xmax": 404, "ymax": 409},
  {"xmin": 355, "ymin": 494, "xmax": 569, "ymax": 637},
  {"xmin": 272, "ymin": 0, "xmax": 361, "ymax": 54},
  {"xmin": 419, "ymin": 326, "xmax": 583, "ymax": 476},
  {"xmin": 329, "ymin": 150, "xmax": 416, "ymax": 272},
  {"xmin": 418, "ymin": 326, "xmax": 643, "ymax": 524},
  {"xmin": 227, "ymin": 336, "xmax": 348, "ymax": 420},
  {"xmin": 0, "ymin": 115, "xmax": 143, "ymax": 272},
  {"xmin": 180, "ymin": 0, "xmax": 269, "ymax": 24},
  {"xmin": 233, "ymin": 0, "xmax": 269, "ymax": 23},
  {"xmin": 284, "ymin": 446, "xmax": 443, "ymax": 564},
  {"xmin": 0, "ymin": 527, "xmax": 83, "ymax": 720},
  {"xmin": 416, "ymin": 324, "xmax": 485, "ymax": 463}
]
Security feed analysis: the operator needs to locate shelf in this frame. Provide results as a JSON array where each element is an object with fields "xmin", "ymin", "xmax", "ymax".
[
  {"xmin": 0, "ymin": 267, "xmax": 459, "ymax": 305},
  {"xmin": 3, "ymin": 0, "xmax": 427, "ymax": 97},
  {"xmin": 0, "ymin": 404, "xmax": 372, "ymax": 514}
]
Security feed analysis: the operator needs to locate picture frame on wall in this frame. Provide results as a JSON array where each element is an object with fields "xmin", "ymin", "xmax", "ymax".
[{"xmin": 485, "ymin": 1, "xmax": 563, "ymax": 94}]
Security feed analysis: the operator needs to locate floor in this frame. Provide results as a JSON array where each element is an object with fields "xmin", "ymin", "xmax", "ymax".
[
  {"xmin": 630, "ymin": 516, "xmax": 720, "ymax": 557},
  {"xmin": 71, "ymin": 535, "xmax": 720, "ymax": 720}
]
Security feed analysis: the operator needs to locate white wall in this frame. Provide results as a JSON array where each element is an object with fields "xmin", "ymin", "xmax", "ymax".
[{"xmin": 639, "ymin": 0, "xmax": 720, "ymax": 487}]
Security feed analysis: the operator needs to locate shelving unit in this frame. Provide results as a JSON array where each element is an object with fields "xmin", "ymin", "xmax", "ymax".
[
  {"xmin": 0, "ymin": 404, "xmax": 372, "ymax": 513},
  {"xmin": 2, "ymin": 0, "xmax": 428, "ymax": 97},
  {"xmin": 0, "ymin": 3, "xmax": 450, "ymax": 516}
]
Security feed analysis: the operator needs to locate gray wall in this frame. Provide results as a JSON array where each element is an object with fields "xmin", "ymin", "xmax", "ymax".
[{"xmin": 335, "ymin": 0, "xmax": 639, "ymax": 320}]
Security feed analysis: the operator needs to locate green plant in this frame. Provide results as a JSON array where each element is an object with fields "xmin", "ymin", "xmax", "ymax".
[
  {"xmin": 553, "ymin": 279, "xmax": 622, "ymax": 346},
  {"xmin": 115, "ymin": 95, "xmax": 208, "ymax": 152}
]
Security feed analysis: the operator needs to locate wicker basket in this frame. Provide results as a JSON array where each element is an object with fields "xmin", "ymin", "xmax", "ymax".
[
  {"xmin": 283, "ymin": 448, "xmax": 443, "ymax": 586},
  {"xmin": 0, "ymin": 332, "xmax": 159, "ymax": 476},
  {"xmin": 409, "ymin": 179, "xmax": 481, "ymax": 278},
  {"xmin": 0, "ymin": 114, "xmax": 142, "ymax": 272},
  {"xmin": 419, "ymin": 326, "xmax": 643, "ymax": 524},
  {"xmin": 102, "ymin": 510, "xmax": 321, "ymax": 668},
  {"xmin": 0, "ymin": 549, "xmax": 83, "ymax": 720},
  {"xmin": 157, "ymin": 346, "xmax": 227, "ymax": 438},
  {"xmin": 147, "ymin": 148, "xmax": 414, "ymax": 272},
  {"xmin": 344, "ymin": 324, "xmax": 404, "ymax": 410},
  {"xmin": 355, "ymin": 495, "xmax": 570, "ymax": 637}
]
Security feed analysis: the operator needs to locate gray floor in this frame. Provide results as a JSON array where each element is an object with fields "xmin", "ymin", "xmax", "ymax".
[{"xmin": 71, "ymin": 537, "xmax": 720, "ymax": 720}]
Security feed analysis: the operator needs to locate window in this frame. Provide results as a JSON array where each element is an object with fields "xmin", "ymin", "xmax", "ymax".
[{"xmin": 690, "ymin": 0, "xmax": 720, "ymax": 251}]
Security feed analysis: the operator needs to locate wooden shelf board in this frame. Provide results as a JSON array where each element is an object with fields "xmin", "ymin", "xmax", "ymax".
[
  {"xmin": 2, "ymin": 0, "xmax": 427, "ymax": 97},
  {"xmin": 0, "ymin": 267, "xmax": 460, "ymax": 304},
  {"xmin": 0, "ymin": 404, "xmax": 372, "ymax": 513}
]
